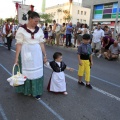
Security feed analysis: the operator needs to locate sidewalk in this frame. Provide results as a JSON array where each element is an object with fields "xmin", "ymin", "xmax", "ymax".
[
  {"xmin": 46, "ymin": 44, "xmax": 78, "ymax": 52},
  {"xmin": 46, "ymin": 44, "xmax": 120, "ymax": 62}
]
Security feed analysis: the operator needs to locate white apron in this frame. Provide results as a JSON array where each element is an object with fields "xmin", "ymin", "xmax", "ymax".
[
  {"xmin": 50, "ymin": 71, "xmax": 66, "ymax": 92},
  {"xmin": 21, "ymin": 43, "xmax": 43, "ymax": 80}
]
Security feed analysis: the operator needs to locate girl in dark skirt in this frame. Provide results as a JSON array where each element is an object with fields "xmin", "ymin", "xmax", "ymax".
[
  {"xmin": 46, "ymin": 52, "xmax": 73, "ymax": 95},
  {"xmin": 44, "ymin": 23, "xmax": 48, "ymax": 43}
]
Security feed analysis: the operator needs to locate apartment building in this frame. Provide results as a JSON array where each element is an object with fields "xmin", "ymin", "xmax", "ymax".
[{"xmin": 45, "ymin": 2, "xmax": 91, "ymax": 25}]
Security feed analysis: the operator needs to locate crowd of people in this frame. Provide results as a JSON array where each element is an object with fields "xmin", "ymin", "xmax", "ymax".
[
  {"xmin": 0, "ymin": 20, "xmax": 18, "ymax": 50},
  {"xmin": 41, "ymin": 21, "xmax": 120, "ymax": 61},
  {"xmin": 41, "ymin": 20, "xmax": 90, "ymax": 47},
  {"xmin": 0, "ymin": 19, "xmax": 120, "ymax": 61},
  {"xmin": 0, "ymin": 20, "xmax": 120, "ymax": 63}
]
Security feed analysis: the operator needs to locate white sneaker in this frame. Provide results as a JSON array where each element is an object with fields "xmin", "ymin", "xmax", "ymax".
[
  {"xmin": 63, "ymin": 92, "xmax": 68, "ymax": 95},
  {"xmin": 97, "ymin": 54, "xmax": 102, "ymax": 58}
]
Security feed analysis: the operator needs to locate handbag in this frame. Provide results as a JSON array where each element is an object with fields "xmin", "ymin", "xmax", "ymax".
[
  {"xmin": 7, "ymin": 64, "xmax": 27, "ymax": 87},
  {"xmin": 7, "ymin": 32, "xmax": 12, "ymax": 37}
]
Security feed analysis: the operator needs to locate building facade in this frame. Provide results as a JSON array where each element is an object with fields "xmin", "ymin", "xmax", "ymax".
[
  {"xmin": 45, "ymin": 2, "xmax": 91, "ymax": 25},
  {"xmin": 82, "ymin": 0, "xmax": 119, "ymax": 29}
]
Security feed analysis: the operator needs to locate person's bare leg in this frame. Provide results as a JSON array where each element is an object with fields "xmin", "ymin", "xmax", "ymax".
[
  {"xmin": 78, "ymin": 76, "xmax": 82, "ymax": 82},
  {"xmin": 78, "ymin": 76, "xmax": 85, "ymax": 86},
  {"xmin": 104, "ymin": 52, "xmax": 108, "ymax": 59},
  {"xmin": 74, "ymin": 38, "xmax": 76, "ymax": 47},
  {"xmin": 63, "ymin": 37, "xmax": 65, "ymax": 46},
  {"xmin": 111, "ymin": 55, "xmax": 118, "ymax": 59}
]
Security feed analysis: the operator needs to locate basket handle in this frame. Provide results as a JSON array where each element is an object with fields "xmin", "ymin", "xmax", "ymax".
[{"xmin": 12, "ymin": 64, "xmax": 20, "ymax": 76}]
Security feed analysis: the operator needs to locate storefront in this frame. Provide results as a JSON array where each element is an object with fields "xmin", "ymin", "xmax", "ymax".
[
  {"xmin": 92, "ymin": 2, "xmax": 120, "ymax": 28},
  {"xmin": 93, "ymin": 2, "xmax": 120, "ymax": 19}
]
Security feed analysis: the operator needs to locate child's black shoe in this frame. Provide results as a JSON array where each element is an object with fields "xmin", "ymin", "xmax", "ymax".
[
  {"xmin": 86, "ymin": 84, "xmax": 92, "ymax": 89},
  {"xmin": 78, "ymin": 81, "xmax": 85, "ymax": 86}
]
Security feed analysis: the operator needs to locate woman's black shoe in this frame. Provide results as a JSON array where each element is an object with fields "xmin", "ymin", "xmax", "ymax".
[{"xmin": 35, "ymin": 95, "xmax": 41, "ymax": 100}]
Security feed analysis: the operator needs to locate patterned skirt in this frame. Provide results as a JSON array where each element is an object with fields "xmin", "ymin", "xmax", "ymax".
[{"xmin": 15, "ymin": 77, "xmax": 44, "ymax": 97}]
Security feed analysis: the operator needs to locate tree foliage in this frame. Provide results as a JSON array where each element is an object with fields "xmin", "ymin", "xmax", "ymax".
[
  {"xmin": 57, "ymin": 9, "xmax": 62, "ymax": 13},
  {"xmin": 0, "ymin": 18, "xmax": 4, "ymax": 25},
  {"xmin": 40, "ymin": 13, "xmax": 54, "ymax": 23},
  {"xmin": 5, "ymin": 18, "xmax": 18, "ymax": 24},
  {"xmin": 63, "ymin": 10, "xmax": 72, "ymax": 23}
]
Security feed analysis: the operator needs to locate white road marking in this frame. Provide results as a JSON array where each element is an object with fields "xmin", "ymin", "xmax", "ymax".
[
  {"xmin": 48, "ymin": 58, "xmax": 120, "ymax": 89},
  {"xmin": 11, "ymin": 49, "xmax": 16, "ymax": 53},
  {"xmin": 39, "ymin": 100, "xmax": 64, "ymax": 120},
  {"xmin": 73, "ymin": 69, "xmax": 120, "ymax": 88},
  {"xmin": 9, "ymin": 48, "xmax": 120, "ymax": 89},
  {"xmin": 0, "ymin": 105, "xmax": 8, "ymax": 120},
  {"xmin": 2, "ymin": 47, "xmax": 120, "ymax": 102},
  {"xmin": 45, "ymin": 66, "xmax": 120, "ymax": 102},
  {"xmin": 65, "ymin": 74, "xmax": 120, "ymax": 102},
  {"xmin": 0, "ymin": 64, "xmax": 64, "ymax": 120}
]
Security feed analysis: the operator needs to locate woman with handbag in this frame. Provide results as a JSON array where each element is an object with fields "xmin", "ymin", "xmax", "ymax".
[{"xmin": 14, "ymin": 11, "xmax": 47, "ymax": 100}]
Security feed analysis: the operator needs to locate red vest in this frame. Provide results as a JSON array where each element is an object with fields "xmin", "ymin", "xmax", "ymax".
[{"xmin": 6, "ymin": 24, "xmax": 10, "ymax": 35}]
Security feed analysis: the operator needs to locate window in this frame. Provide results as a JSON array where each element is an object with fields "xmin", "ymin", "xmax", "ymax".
[
  {"xmin": 81, "ymin": 11, "xmax": 83, "ymax": 15},
  {"xmin": 84, "ymin": 11, "xmax": 86, "ymax": 15},
  {"xmin": 80, "ymin": 19, "xmax": 82, "ymax": 22},
  {"xmin": 60, "ymin": 19, "xmax": 62, "ymax": 23},
  {"xmin": 77, "ymin": 19, "xmax": 79, "ymax": 22},
  {"xmin": 78, "ymin": 10, "xmax": 80, "ymax": 14},
  {"xmin": 83, "ymin": 20, "xmax": 86, "ymax": 23},
  {"xmin": 57, "ymin": 19, "xmax": 58, "ymax": 22}
]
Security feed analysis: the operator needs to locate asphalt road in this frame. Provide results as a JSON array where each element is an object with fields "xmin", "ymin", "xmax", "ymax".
[{"xmin": 0, "ymin": 41, "xmax": 120, "ymax": 120}]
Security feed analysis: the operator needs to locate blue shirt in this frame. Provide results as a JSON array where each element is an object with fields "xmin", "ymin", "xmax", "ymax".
[
  {"xmin": 66, "ymin": 25, "xmax": 73, "ymax": 34},
  {"xmin": 77, "ymin": 43, "xmax": 92, "ymax": 55}
]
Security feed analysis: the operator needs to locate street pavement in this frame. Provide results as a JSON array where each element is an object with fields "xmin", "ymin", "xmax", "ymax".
[{"xmin": 0, "ymin": 41, "xmax": 120, "ymax": 120}]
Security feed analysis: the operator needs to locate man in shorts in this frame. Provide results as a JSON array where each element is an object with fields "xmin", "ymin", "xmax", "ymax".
[{"xmin": 92, "ymin": 23, "xmax": 104, "ymax": 58}]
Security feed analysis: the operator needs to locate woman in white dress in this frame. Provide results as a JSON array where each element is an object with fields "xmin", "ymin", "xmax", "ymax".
[
  {"xmin": 14, "ymin": 11, "xmax": 47, "ymax": 100},
  {"xmin": 77, "ymin": 24, "xmax": 89, "ymax": 45},
  {"xmin": 78, "ymin": 24, "xmax": 89, "ymax": 35}
]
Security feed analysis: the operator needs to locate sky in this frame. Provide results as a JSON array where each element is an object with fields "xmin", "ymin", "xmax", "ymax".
[{"xmin": 0, "ymin": 0, "xmax": 82, "ymax": 19}]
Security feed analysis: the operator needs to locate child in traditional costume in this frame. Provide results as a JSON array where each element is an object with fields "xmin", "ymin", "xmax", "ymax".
[
  {"xmin": 46, "ymin": 52, "xmax": 73, "ymax": 95},
  {"xmin": 77, "ymin": 34, "xmax": 93, "ymax": 89}
]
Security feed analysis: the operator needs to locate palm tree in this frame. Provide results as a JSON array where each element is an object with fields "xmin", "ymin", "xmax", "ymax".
[
  {"xmin": 63, "ymin": 10, "xmax": 72, "ymax": 23},
  {"xmin": 42, "ymin": 0, "xmax": 46, "ymax": 13}
]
